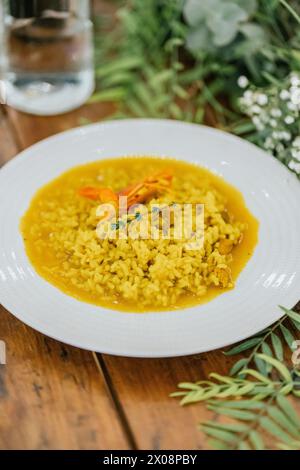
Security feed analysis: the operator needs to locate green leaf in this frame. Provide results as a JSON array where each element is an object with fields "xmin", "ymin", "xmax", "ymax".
[
  {"xmin": 149, "ymin": 70, "xmax": 174, "ymax": 89},
  {"xmin": 127, "ymin": 97, "xmax": 149, "ymax": 117},
  {"xmin": 277, "ymin": 395, "xmax": 300, "ymax": 429},
  {"xmin": 209, "ymin": 373, "xmax": 234, "ymax": 384},
  {"xmin": 256, "ymin": 354, "xmax": 292, "ymax": 382},
  {"xmin": 280, "ymin": 324, "xmax": 295, "ymax": 350},
  {"xmin": 238, "ymin": 441, "xmax": 251, "ymax": 450},
  {"xmin": 260, "ymin": 416, "xmax": 293, "ymax": 444},
  {"xmin": 236, "ymin": 383, "xmax": 256, "ymax": 395},
  {"xmin": 186, "ymin": 26, "xmax": 213, "ymax": 53},
  {"xmin": 249, "ymin": 430, "xmax": 265, "ymax": 450},
  {"xmin": 177, "ymin": 382, "xmax": 201, "ymax": 391},
  {"xmin": 134, "ymin": 82, "xmax": 158, "ymax": 115},
  {"xmin": 169, "ymin": 103, "xmax": 183, "ymax": 120},
  {"xmin": 279, "ymin": 0, "xmax": 300, "ymax": 26},
  {"xmin": 96, "ymin": 57, "xmax": 143, "ymax": 78},
  {"xmin": 254, "ymin": 355, "xmax": 269, "ymax": 376},
  {"xmin": 172, "ymin": 84, "xmax": 189, "ymax": 100},
  {"xmin": 292, "ymin": 319, "xmax": 300, "ymax": 331},
  {"xmin": 280, "ymin": 306, "xmax": 300, "ymax": 324},
  {"xmin": 261, "ymin": 342, "xmax": 273, "ymax": 357},
  {"xmin": 224, "ymin": 337, "xmax": 263, "ymax": 356},
  {"xmin": 183, "ymin": 0, "xmax": 219, "ymax": 27},
  {"xmin": 169, "ymin": 391, "xmax": 186, "ymax": 398},
  {"xmin": 207, "ymin": 405, "xmax": 256, "ymax": 421},
  {"xmin": 230, "ymin": 358, "xmax": 248, "ymax": 376},
  {"xmin": 239, "ymin": 368, "xmax": 272, "ymax": 384},
  {"xmin": 216, "ymin": 385, "xmax": 240, "ymax": 398},
  {"xmin": 280, "ymin": 383, "xmax": 294, "ymax": 395},
  {"xmin": 88, "ymin": 88, "xmax": 126, "ymax": 103},
  {"xmin": 201, "ymin": 425, "xmax": 236, "ymax": 444},
  {"xmin": 271, "ymin": 333, "xmax": 284, "ymax": 361},
  {"xmin": 199, "ymin": 386, "xmax": 223, "ymax": 401},
  {"xmin": 208, "ymin": 4, "xmax": 248, "ymax": 47},
  {"xmin": 268, "ymin": 406, "xmax": 300, "ymax": 437},
  {"xmin": 202, "ymin": 421, "xmax": 248, "ymax": 433},
  {"xmin": 235, "ymin": 0, "xmax": 257, "ymax": 16},
  {"xmin": 207, "ymin": 439, "xmax": 229, "ymax": 450},
  {"xmin": 210, "ymin": 400, "xmax": 265, "ymax": 410},
  {"xmin": 101, "ymin": 71, "xmax": 133, "ymax": 88},
  {"xmin": 277, "ymin": 441, "xmax": 300, "ymax": 450}
]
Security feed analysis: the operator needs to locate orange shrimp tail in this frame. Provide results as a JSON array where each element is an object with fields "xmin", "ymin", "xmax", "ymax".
[
  {"xmin": 78, "ymin": 187, "xmax": 102, "ymax": 200},
  {"xmin": 78, "ymin": 186, "xmax": 118, "ymax": 204}
]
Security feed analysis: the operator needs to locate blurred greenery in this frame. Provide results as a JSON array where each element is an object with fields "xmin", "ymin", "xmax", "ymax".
[{"xmin": 91, "ymin": 1, "xmax": 300, "ymax": 154}]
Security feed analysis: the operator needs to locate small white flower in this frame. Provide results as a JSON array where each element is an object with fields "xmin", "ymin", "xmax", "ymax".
[
  {"xmin": 264, "ymin": 137, "xmax": 275, "ymax": 149},
  {"xmin": 288, "ymin": 160, "xmax": 300, "ymax": 173},
  {"xmin": 287, "ymin": 102, "xmax": 298, "ymax": 111},
  {"xmin": 276, "ymin": 143, "xmax": 284, "ymax": 153},
  {"xmin": 244, "ymin": 90, "xmax": 253, "ymax": 99},
  {"xmin": 270, "ymin": 108, "xmax": 282, "ymax": 118},
  {"xmin": 290, "ymin": 87, "xmax": 300, "ymax": 105},
  {"xmin": 242, "ymin": 90, "xmax": 254, "ymax": 106},
  {"xmin": 252, "ymin": 116, "xmax": 264, "ymax": 130},
  {"xmin": 291, "ymin": 149, "xmax": 300, "ymax": 161},
  {"xmin": 284, "ymin": 115, "xmax": 295, "ymax": 125},
  {"xmin": 251, "ymin": 104, "xmax": 261, "ymax": 114},
  {"xmin": 280, "ymin": 89, "xmax": 290, "ymax": 101},
  {"xmin": 292, "ymin": 136, "xmax": 300, "ymax": 148},
  {"xmin": 290, "ymin": 74, "xmax": 300, "ymax": 87},
  {"xmin": 256, "ymin": 93, "xmax": 268, "ymax": 106},
  {"xmin": 270, "ymin": 119, "xmax": 277, "ymax": 127},
  {"xmin": 238, "ymin": 76, "xmax": 249, "ymax": 89},
  {"xmin": 282, "ymin": 131, "xmax": 291, "ymax": 141}
]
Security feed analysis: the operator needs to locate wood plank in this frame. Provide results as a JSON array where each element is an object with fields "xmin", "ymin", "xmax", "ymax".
[
  {"xmin": 0, "ymin": 107, "xmax": 129, "ymax": 450},
  {"xmin": 6, "ymin": 103, "xmax": 113, "ymax": 150},
  {"xmin": 101, "ymin": 303, "xmax": 300, "ymax": 449},
  {"xmin": 0, "ymin": 108, "xmax": 19, "ymax": 166},
  {"xmin": 100, "ymin": 352, "xmax": 232, "ymax": 450}
]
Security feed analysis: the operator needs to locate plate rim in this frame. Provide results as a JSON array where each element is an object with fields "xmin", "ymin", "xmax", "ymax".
[{"xmin": 0, "ymin": 118, "xmax": 300, "ymax": 357}]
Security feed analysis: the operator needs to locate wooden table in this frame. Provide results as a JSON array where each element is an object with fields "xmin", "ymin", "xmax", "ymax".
[{"xmin": 0, "ymin": 2, "xmax": 299, "ymax": 450}]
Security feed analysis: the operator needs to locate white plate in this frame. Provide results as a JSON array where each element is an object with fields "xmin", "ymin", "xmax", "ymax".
[{"xmin": 0, "ymin": 119, "xmax": 300, "ymax": 357}]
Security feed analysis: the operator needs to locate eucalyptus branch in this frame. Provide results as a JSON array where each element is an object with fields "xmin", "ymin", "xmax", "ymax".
[{"xmin": 172, "ymin": 308, "xmax": 300, "ymax": 450}]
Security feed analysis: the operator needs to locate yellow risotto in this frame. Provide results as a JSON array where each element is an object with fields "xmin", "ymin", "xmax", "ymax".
[{"xmin": 21, "ymin": 157, "xmax": 258, "ymax": 311}]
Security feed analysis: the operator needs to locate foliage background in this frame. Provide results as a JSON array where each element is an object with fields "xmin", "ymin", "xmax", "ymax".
[{"xmin": 92, "ymin": 0, "xmax": 300, "ymax": 175}]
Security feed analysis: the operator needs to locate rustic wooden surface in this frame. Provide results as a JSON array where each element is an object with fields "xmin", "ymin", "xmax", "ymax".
[{"xmin": 0, "ymin": 1, "xmax": 299, "ymax": 451}]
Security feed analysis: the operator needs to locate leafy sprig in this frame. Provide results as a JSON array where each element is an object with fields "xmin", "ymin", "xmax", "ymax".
[
  {"xmin": 226, "ymin": 306, "xmax": 300, "ymax": 376},
  {"xmin": 171, "ymin": 307, "xmax": 300, "ymax": 450},
  {"xmin": 202, "ymin": 393, "xmax": 300, "ymax": 450}
]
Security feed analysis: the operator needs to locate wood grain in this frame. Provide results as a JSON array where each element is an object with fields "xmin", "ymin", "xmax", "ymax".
[
  {"xmin": 0, "ymin": 0, "xmax": 299, "ymax": 449},
  {"xmin": 0, "ymin": 106, "xmax": 129, "ymax": 450},
  {"xmin": 100, "ymin": 352, "xmax": 236, "ymax": 450},
  {"xmin": 0, "ymin": 108, "xmax": 19, "ymax": 166}
]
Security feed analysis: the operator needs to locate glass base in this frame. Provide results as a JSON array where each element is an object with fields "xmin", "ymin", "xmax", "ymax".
[{"xmin": 5, "ymin": 70, "xmax": 95, "ymax": 115}]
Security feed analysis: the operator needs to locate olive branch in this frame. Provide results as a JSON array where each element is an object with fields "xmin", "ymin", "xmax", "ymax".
[{"xmin": 171, "ymin": 307, "xmax": 300, "ymax": 450}]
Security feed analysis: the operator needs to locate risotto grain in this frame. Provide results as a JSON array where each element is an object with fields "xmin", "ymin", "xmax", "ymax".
[{"xmin": 21, "ymin": 157, "xmax": 258, "ymax": 311}]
